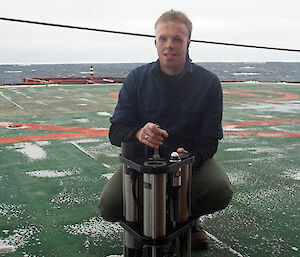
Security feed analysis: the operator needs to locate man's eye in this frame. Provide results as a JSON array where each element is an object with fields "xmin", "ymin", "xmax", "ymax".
[{"xmin": 159, "ymin": 37, "xmax": 166, "ymax": 41}]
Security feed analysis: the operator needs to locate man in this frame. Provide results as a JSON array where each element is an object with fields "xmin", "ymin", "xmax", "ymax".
[{"xmin": 99, "ymin": 10, "xmax": 233, "ymax": 250}]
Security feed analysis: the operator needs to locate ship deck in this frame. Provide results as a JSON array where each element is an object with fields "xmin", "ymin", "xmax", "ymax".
[{"xmin": 0, "ymin": 81, "xmax": 299, "ymax": 257}]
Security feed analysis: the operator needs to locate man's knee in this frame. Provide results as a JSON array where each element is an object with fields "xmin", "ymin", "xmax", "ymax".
[
  {"xmin": 98, "ymin": 168, "xmax": 123, "ymax": 222},
  {"xmin": 191, "ymin": 161, "xmax": 233, "ymax": 216},
  {"xmin": 192, "ymin": 182, "xmax": 232, "ymax": 217},
  {"xmin": 98, "ymin": 194, "xmax": 121, "ymax": 222},
  {"xmin": 212, "ymin": 181, "xmax": 233, "ymax": 211},
  {"xmin": 98, "ymin": 194, "xmax": 111, "ymax": 221}
]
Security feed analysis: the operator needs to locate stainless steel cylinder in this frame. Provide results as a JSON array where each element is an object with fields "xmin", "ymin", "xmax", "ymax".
[
  {"xmin": 143, "ymin": 173, "xmax": 167, "ymax": 238},
  {"xmin": 143, "ymin": 171, "xmax": 167, "ymax": 257},
  {"xmin": 123, "ymin": 164, "xmax": 142, "ymax": 252},
  {"xmin": 170, "ymin": 152, "xmax": 192, "ymax": 257},
  {"xmin": 175, "ymin": 163, "xmax": 192, "ymax": 222},
  {"xmin": 123, "ymin": 165, "xmax": 140, "ymax": 222},
  {"xmin": 169, "ymin": 152, "xmax": 182, "ymax": 188}
]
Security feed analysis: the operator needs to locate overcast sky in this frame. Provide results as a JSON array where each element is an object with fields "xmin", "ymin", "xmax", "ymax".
[{"xmin": 1, "ymin": 0, "xmax": 300, "ymax": 64}]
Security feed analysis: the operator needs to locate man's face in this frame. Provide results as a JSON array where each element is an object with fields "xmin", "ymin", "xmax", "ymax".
[{"xmin": 155, "ymin": 20, "xmax": 190, "ymax": 75}]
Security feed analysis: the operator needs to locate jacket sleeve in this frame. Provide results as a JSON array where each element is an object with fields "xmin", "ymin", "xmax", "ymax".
[
  {"xmin": 110, "ymin": 71, "xmax": 139, "ymax": 126},
  {"xmin": 197, "ymin": 76, "xmax": 223, "ymax": 139},
  {"xmin": 109, "ymin": 122, "xmax": 140, "ymax": 147},
  {"xmin": 109, "ymin": 69, "xmax": 142, "ymax": 146},
  {"xmin": 191, "ymin": 138, "xmax": 218, "ymax": 168},
  {"xmin": 191, "ymin": 74, "xmax": 222, "ymax": 167}
]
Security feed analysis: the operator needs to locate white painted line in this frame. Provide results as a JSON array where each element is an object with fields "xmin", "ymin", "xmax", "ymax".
[
  {"xmin": 35, "ymin": 100, "xmax": 48, "ymax": 105},
  {"xmin": 0, "ymin": 93, "xmax": 24, "ymax": 110},
  {"xmin": 102, "ymin": 173, "xmax": 113, "ymax": 180},
  {"xmin": 78, "ymin": 98, "xmax": 97, "ymax": 104},
  {"xmin": 205, "ymin": 230, "xmax": 244, "ymax": 257},
  {"xmin": 71, "ymin": 142, "xmax": 96, "ymax": 160}
]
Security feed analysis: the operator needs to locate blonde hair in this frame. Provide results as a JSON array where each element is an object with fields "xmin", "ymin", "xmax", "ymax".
[{"xmin": 155, "ymin": 9, "xmax": 192, "ymax": 39}]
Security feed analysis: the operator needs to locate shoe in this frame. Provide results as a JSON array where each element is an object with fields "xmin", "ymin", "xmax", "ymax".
[{"xmin": 191, "ymin": 218, "xmax": 209, "ymax": 250}]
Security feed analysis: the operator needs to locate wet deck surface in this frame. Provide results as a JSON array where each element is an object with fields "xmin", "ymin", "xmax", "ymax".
[{"xmin": 0, "ymin": 82, "xmax": 299, "ymax": 257}]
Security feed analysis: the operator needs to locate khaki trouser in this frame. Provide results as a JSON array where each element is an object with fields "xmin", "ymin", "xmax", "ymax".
[{"xmin": 98, "ymin": 158, "xmax": 232, "ymax": 222}]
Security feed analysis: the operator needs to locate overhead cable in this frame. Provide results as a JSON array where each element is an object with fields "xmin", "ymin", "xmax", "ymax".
[{"xmin": 1, "ymin": 17, "xmax": 300, "ymax": 53}]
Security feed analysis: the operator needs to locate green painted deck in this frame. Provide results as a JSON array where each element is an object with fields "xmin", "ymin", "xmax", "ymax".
[{"xmin": 0, "ymin": 82, "xmax": 299, "ymax": 257}]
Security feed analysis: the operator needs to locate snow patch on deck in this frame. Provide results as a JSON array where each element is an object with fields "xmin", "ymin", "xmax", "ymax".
[
  {"xmin": 227, "ymin": 171, "xmax": 247, "ymax": 185},
  {"xmin": 88, "ymin": 141, "xmax": 119, "ymax": 157},
  {"xmin": 97, "ymin": 112, "xmax": 111, "ymax": 116},
  {"xmin": 225, "ymin": 146, "xmax": 284, "ymax": 155},
  {"xmin": 35, "ymin": 141, "xmax": 50, "ymax": 146},
  {"xmin": 6, "ymin": 142, "xmax": 47, "ymax": 161},
  {"xmin": 0, "ymin": 225, "xmax": 40, "ymax": 254},
  {"xmin": 25, "ymin": 169, "xmax": 79, "ymax": 178},
  {"xmin": 0, "ymin": 241, "xmax": 16, "ymax": 254},
  {"xmin": 0, "ymin": 203, "xmax": 25, "ymax": 219},
  {"xmin": 64, "ymin": 216, "xmax": 122, "ymax": 240},
  {"xmin": 69, "ymin": 138, "xmax": 102, "ymax": 144},
  {"xmin": 50, "ymin": 186, "xmax": 98, "ymax": 206},
  {"xmin": 282, "ymin": 168, "xmax": 300, "ymax": 181},
  {"xmin": 230, "ymin": 102, "xmax": 300, "ymax": 113},
  {"xmin": 223, "ymin": 125, "xmax": 248, "ymax": 131},
  {"xmin": 73, "ymin": 118, "xmax": 89, "ymax": 123}
]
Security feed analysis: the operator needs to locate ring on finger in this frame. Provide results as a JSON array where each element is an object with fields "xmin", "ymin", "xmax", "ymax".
[{"xmin": 145, "ymin": 134, "xmax": 149, "ymax": 140}]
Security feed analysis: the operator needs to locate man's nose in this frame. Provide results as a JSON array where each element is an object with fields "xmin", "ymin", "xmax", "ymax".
[{"xmin": 166, "ymin": 39, "xmax": 174, "ymax": 48}]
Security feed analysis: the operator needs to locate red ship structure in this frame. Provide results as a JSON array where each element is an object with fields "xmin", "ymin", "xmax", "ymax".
[
  {"xmin": 23, "ymin": 76, "xmax": 124, "ymax": 85},
  {"xmin": 23, "ymin": 66, "xmax": 124, "ymax": 85},
  {"xmin": 1, "ymin": 66, "xmax": 299, "ymax": 86},
  {"xmin": 1, "ymin": 66, "xmax": 125, "ymax": 86}
]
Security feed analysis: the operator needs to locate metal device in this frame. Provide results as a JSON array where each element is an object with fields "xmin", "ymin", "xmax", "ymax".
[{"xmin": 120, "ymin": 141, "xmax": 194, "ymax": 257}]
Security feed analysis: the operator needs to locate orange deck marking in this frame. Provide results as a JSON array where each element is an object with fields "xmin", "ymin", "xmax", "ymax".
[
  {"xmin": 0, "ymin": 121, "xmax": 108, "ymax": 144},
  {"xmin": 108, "ymin": 92, "xmax": 119, "ymax": 98},
  {"xmin": 256, "ymin": 131, "xmax": 300, "ymax": 137},
  {"xmin": 224, "ymin": 131, "xmax": 300, "ymax": 137},
  {"xmin": 223, "ymin": 90, "xmax": 264, "ymax": 97},
  {"xmin": 108, "ymin": 89, "xmax": 299, "ymax": 103},
  {"xmin": 1, "ymin": 117, "xmax": 299, "ymax": 144},
  {"xmin": 223, "ymin": 89, "xmax": 299, "ymax": 103},
  {"xmin": 223, "ymin": 118, "xmax": 300, "ymax": 128},
  {"xmin": 223, "ymin": 118, "xmax": 300, "ymax": 137}
]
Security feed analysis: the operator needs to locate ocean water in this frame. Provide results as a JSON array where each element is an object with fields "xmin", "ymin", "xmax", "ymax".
[{"xmin": 0, "ymin": 62, "xmax": 299, "ymax": 84}]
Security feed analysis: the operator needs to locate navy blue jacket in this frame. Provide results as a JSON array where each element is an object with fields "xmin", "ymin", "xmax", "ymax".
[{"xmin": 110, "ymin": 59, "xmax": 223, "ymax": 166}]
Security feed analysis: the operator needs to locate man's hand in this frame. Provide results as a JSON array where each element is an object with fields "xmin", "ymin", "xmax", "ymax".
[
  {"xmin": 136, "ymin": 122, "xmax": 168, "ymax": 149},
  {"xmin": 177, "ymin": 148, "xmax": 188, "ymax": 153}
]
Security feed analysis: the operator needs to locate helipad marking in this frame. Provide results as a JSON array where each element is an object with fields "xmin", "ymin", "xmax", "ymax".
[
  {"xmin": 224, "ymin": 131, "xmax": 300, "ymax": 137},
  {"xmin": 223, "ymin": 118, "xmax": 300, "ymax": 127},
  {"xmin": 108, "ymin": 89, "xmax": 299, "ymax": 103},
  {"xmin": 108, "ymin": 92, "xmax": 119, "ymax": 98},
  {"xmin": 71, "ymin": 142, "xmax": 96, "ymax": 160},
  {"xmin": 0, "ymin": 93, "xmax": 24, "ymax": 110},
  {"xmin": 1, "ymin": 117, "xmax": 299, "ymax": 144},
  {"xmin": 223, "ymin": 90, "xmax": 264, "ymax": 97},
  {"xmin": 223, "ymin": 89, "xmax": 299, "ymax": 103},
  {"xmin": 0, "ymin": 122, "xmax": 108, "ymax": 144},
  {"xmin": 205, "ymin": 230, "xmax": 244, "ymax": 257},
  {"xmin": 223, "ymin": 118, "xmax": 300, "ymax": 137}
]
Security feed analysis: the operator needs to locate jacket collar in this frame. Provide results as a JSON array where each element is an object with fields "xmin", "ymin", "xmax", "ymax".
[{"xmin": 152, "ymin": 56, "xmax": 193, "ymax": 78}]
